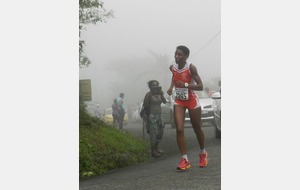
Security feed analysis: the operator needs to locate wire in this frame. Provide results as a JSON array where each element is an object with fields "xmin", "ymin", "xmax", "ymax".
[{"xmin": 190, "ymin": 30, "xmax": 221, "ymax": 58}]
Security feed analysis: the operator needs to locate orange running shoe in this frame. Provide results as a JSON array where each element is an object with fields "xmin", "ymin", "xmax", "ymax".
[
  {"xmin": 199, "ymin": 152, "xmax": 208, "ymax": 168},
  {"xmin": 177, "ymin": 158, "xmax": 191, "ymax": 171}
]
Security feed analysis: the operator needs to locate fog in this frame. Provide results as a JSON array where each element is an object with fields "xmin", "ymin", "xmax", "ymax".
[{"xmin": 79, "ymin": 0, "xmax": 220, "ymax": 111}]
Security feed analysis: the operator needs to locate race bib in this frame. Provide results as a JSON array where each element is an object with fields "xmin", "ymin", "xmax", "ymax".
[{"xmin": 175, "ymin": 88, "xmax": 189, "ymax": 100}]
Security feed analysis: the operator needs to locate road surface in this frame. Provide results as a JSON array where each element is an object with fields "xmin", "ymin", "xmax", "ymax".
[{"xmin": 80, "ymin": 121, "xmax": 221, "ymax": 190}]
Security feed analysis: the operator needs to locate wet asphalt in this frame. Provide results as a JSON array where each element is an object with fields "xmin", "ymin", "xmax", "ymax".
[{"xmin": 79, "ymin": 121, "xmax": 221, "ymax": 190}]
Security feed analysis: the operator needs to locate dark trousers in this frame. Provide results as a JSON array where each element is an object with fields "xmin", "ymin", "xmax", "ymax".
[
  {"xmin": 118, "ymin": 110, "xmax": 125, "ymax": 130},
  {"xmin": 112, "ymin": 114, "xmax": 119, "ymax": 128}
]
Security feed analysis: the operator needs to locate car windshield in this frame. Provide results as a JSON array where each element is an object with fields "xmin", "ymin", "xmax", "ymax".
[{"xmin": 197, "ymin": 91, "xmax": 210, "ymax": 99}]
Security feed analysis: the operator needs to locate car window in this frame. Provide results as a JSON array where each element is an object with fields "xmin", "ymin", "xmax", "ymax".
[{"xmin": 197, "ymin": 91, "xmax": 210, "ymax": 99}]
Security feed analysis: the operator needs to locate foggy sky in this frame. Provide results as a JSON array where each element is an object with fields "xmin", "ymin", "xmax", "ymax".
[{"xmin": 80, "ymin": 0, "xmax": 221, "ymax": 110}]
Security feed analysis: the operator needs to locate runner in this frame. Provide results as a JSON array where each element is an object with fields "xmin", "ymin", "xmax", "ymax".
[{"xmin": 167, "ymin": 45, "xmax": 208, "ymax": 171}]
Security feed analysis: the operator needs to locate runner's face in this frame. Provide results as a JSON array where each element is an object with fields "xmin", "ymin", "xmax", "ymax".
[{"xmin": 174, "ymin": 49, "xmax": 187, "ymax": 64}]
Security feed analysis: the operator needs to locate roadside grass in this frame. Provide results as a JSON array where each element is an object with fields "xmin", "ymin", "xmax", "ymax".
[{"xmin": 79, "ymin": 102, "xmax": 150, "ymax": 178}]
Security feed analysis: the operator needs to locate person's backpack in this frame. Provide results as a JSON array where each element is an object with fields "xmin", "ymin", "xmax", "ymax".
[
  {"xmin": 140, "ymin": 94, "xmax": 151, "ymax": 118},
  {"xmin": 139, "ymin": 106, "xmax": 145, "ymax": 118}
]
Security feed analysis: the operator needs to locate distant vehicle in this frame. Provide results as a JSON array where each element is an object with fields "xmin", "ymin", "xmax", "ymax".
[
  {"xmin": 85, "ymin": 103, "xmax": 104, "ymax": 119},
  {"xmin": 161, "ymin": 90, "xmax": 216, "ymax": 128},
  {"xmin": 103, "ymin": 108, "xmax": 128, "ymax": 126},
  {"xmin": 211, "ymin": 92, "xmax": 221, "ymax": 138}
]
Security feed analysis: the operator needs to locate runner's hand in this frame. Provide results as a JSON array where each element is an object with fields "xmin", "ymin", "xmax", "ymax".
[{"xmin": 167, "ymin": 88, "xmax": 172, "ymax": 95}]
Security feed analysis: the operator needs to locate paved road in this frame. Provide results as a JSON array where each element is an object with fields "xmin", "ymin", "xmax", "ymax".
[{"xmin": 80, "ymin": 121, "xmax": 221, "ymax": 190}]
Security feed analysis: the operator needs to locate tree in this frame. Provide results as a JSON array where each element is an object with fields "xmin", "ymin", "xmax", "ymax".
[{"xmin": 79, "ymin": 0, "xmax": 113, "ymax": 67}]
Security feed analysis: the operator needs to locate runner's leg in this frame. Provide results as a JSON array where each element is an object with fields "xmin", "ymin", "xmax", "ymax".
[
  {"xmin": 174, "ymin": 105, "xmax": 187, "ymax": 155},
  {"xmin": 189, "ymin": 107, "xmax": 205, "ymax": 149}
]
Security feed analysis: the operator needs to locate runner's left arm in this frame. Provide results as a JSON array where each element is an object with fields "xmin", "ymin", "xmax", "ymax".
[{"xmin": 188, "ymin": 64, "xmax": 204, "ymax": 91}]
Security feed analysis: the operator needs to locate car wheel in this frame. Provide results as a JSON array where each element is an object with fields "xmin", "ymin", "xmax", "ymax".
[{"xmin": 213, "ymin": 117, "xmax": 221, "ymax": 139}]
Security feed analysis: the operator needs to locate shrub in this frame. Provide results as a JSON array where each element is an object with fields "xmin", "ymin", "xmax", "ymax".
[
  {"xmin": 79, "ymin": 126, "xmax": 149, "ymax": 177},
  {"xmin": 79, "ymin": 99, "xmax": 149, "ymax": 177}
]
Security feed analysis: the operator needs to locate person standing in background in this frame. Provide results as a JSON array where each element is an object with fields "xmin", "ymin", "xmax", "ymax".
[
  {"xmin": 112, "ymin": 99, "xmax": 119, "ymax": 128},
  {"xmin": 142, "ymin": 80, "xmax": 167, "ymax": 158},
  {"xmin": 116, "ymin": 93, "xmax": 126, "ymax": 130},
  {"xmin": 94, "ymin": 104, "xmax": 102, "ymax": 119},
  {"xmin": 204, "ymin": 87, "xmax": 213, "ymax": 97}
]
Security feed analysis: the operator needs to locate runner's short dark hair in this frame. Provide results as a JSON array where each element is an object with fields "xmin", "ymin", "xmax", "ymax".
[{"xmin": 177, "ymin": 45, "xmax": 190, "ymax": 56}]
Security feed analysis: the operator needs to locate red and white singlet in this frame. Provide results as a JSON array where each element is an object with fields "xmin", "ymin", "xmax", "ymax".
[{"xmin": 172, "ymin": 62, "xmax": 201, "ymax": 110}]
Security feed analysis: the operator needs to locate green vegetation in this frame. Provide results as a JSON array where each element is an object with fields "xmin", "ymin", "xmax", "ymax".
[
  {"xmin": 79, "ymin": 0, "xmax": 113, "ymax": 67},
  {"xmin": 79, "ymin": 2, "xmax": 149, "ymax": 177},
  {"xmin": 79, "ymin": 99, "xmax": 150, "ymax": 178}
]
